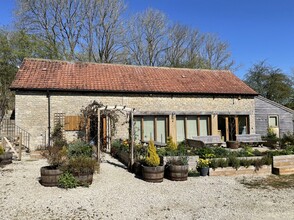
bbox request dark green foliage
[209,159,218,169]
[166,156,188,165]
[218,158,229,168]
[281,132,294,147]
[66,156,96,175]
[244,61,293,106]
[213,147,229,158]
[194,147,214,158]
[58,171,78,189]
[240,159,253,168]
[228,156,240,170]
[51,122,67,148]
[68,140,92,158]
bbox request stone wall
[15,91,255,150]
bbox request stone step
[272,166,294,175]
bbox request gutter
[46,90,51,147]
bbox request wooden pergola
[97,106,135,167]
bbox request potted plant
[40,122,67,187]
[165,156,189,181]
[141,140,164,183]
[0,144,13,165]
[40,145,67,186]
[65,156,96,186]
[65,139,97,186]
[226,116,240,149]
[197,158,210,176]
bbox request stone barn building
[10,58,259,151]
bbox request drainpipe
[47,90,51,147]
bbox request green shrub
[51,122,67,148]
[145,141,160,167]
[228,156,240,170]
[66,156,96,175]
[58,171,78,189]
[209,159,218,169]
[240,159,252,168]
[213,147,229,158]
[281,132,294,147]
[68,140,92,158]
[195,147,214,158]
[0,145,5,155]
[218,158,229,168]
[261,155,272,165]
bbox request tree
[79,0,126,63]
[244,61,293,105]
[126,8,169,66]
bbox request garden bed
[209,165,272,176]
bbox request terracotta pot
[142,165,164,183]
[166,164,188,181]
[40,166,63,187]
[226,141,240,149]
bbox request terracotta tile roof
[10,58,257,95]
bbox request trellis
[97,105,136,167]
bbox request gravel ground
[1,153,294,220]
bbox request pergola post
[130,111,134,167]
[97,108,101,166]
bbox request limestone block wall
[15,91,255,150]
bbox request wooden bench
[272,155,294,175]
[236,134,266,146]
[141,140,167,147]
[186,136,225,149]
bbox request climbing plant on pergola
[79,101,136,169]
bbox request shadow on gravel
[106,160,127,170]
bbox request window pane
[134,117,141,141]
[269,116,278,127]
[199,116,208,136]
[143,116,154,141]
[156,117,166,143]
[186,116,198,138]
[238,116,248,134]
[176,116,185,142]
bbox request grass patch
[240,175,294,189]
[188,170,200,177]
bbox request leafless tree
[126,8,169,66]
[200,34,235,70]
[80,0,126,63]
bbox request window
[269,115,278,127]
[238,115,249,134]
[134,116,168,143]
[176,115,211,142]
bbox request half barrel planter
[40,166,63,187]
[73,172,94,186]
[142,165,164,183]
[0,152,13,165]
[166,164,189,181]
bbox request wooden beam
[3,137,18,159]
[225,117,229,141]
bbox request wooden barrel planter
[0,152,13,165]
[40,166,63,187]
[73,172,93,185]
[166,164,189,181]
[142,165,164,183]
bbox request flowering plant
[197,158,210,168]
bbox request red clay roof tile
[10,58,257,95]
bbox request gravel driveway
[1,153,293,220]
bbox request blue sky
[1,0,294,79]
